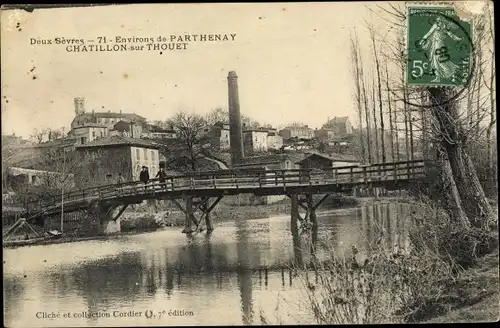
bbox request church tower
[74,97,85,115]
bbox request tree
[205,107,228,125]
[205,107,267,129]
[30,128,46,144]
[165,111,214,172]
[46,128,63,141]
[362,3,495,230]
[368,24,386,163]
[349,29,366,163]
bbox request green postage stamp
[407,5,473,87]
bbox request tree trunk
[429,88,494,229]
[371,76,380,163]
[408,100,415,161]
[370,29,386,163]
[435,145,470,228]
[359,58,372,164]
[385,63,395,162]
[350,33,366,163]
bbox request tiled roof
[74,112,146,121]
[72,123,107,128]
[296,151,359,163]
[93,112,146,120]
[75,135,159,149]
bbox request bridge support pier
[88,202,129,235]
[289,193,330,256]
[173,196,222,234]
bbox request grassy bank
[425,247,499,323]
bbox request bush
[408,199,498,270]
[289,240,456,324]
[121,214,162,232]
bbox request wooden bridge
[20,160,428,235]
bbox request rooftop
[243,128,270,133]
[282,125,312,130]
[75,111,147,121]
[296,151,359,163]
[75,135,159,149]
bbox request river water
[4,202,412,327]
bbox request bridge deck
[25,160,428,219]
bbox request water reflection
[4,203,412,326]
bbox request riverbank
[424,247,499,323]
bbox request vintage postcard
[2,1,498,327]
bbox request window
[92,131,96,138]
[144,148,148,160]
[100,131,104,137]
[151,150,155,161]
[136,149,140,160]
[81,137,86,144]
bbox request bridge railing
[26,159,428,213]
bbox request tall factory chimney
[228,71,244,165]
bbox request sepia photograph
[1,1,498,326]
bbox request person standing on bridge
[156,167,167,189]
[140,166,150,190]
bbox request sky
[1,2,485,139]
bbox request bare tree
[350,29,366,163]
[368,24,386,163]
[384,61,395,162]
[46,128,63,141]
[166,111,214,172]
[371,72,380,163]
[369,3,495,229]
[205,107,228,125]
[30,128,46,144]
[358,50,372,163]
[206,107,266,129]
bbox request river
[3,202,412,327]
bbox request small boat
[46,230,64,239]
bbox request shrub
[290,240,456,324]
[408,198,498,270]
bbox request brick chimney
[228,71,244,165]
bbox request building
[243,128,269,153]
[74,135,160,187]
[69,97,147,144]
[267,128,284,150]
[295,152,359,177]
[323,116,353,137]
[108,120,143,138]
[70,123,109,145]
[314,127,335,141]
[141,123,177,139]
[204,121,231,151]
[279,125,315,140]
[6,166,75,187]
